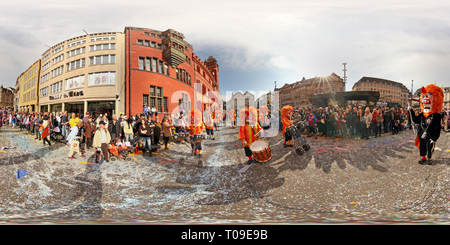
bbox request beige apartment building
[19,59,40,112]
[39,32,125,118]
[352,77,410,107]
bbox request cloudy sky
[1,0,450,99]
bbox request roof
[354,76,409,91]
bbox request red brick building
[124,26,220,118]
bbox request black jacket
[410,109,441,142]
[108,119,121,135]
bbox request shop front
[87,101,116,120]
[65,102,85,118]
[50,103,63,115]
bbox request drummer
[203,109,215,140]
[238,106,262,164]
[188,109,205,155]
[281,105,294,147]
[229,110,236,128]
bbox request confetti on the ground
[316,149,327,153]
[160,159,177,163]
[80,162,94,165]
[17,169,29,179]
[152,152,158,154]
[0,150,6,153]
[132,157,140,162]
[235,143,240,147]
[350,202,358,205]
[335,147,348,151]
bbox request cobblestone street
[1,125,450,224]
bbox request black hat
[99,120,106,125]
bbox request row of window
[138,57,169,75]
[137,39,161,49]
[176,68,191,85]
[40,71,116,97]
[22,89,36,103]
[51,65,64,78]
[52,46,64,55]
[89,55,116,65]
[143,85,168,113]
[52,54,64,65]
[23,77,37,92]
[67,39,86,48]
[24,66,39,81]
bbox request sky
[1,0,450,100]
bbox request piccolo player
[238,106,261,164]
[188,109,206,155]
[281,105,294,147]
[410,84,444,165]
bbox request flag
[17,169,29,179]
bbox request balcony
[163,47,186,67]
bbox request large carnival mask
[421,86,434,114]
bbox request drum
[249,139,272,163]
[285,125,297,137]
[193,134,203,143]
[178,133,189,141]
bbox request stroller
[108,143,133,162]
[50,125,64,143]
[285,124,311,155]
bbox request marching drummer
[188,109,206,155]
[281,105,294,147]
[238,106,262,164]
[203,109,215,140]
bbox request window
[89,43,115,51]
[143,94,149,107]
[67,39,86,48]
[50,81,63,94]
[40,86,49,97]
[67,47,86,57]
[52,54,65,65]
[66,58,85,71]
[88,71,115,86]
[42,62,51,72]
[40,73,50,83]
[52,46,64,55]
[150,85,164,112]
[163,97,168,112]
[51,65,64,78]
[65,75,85,89]
[89,55,115,65]
[139,57,145,70]
[90,35,115,42]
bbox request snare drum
[193,134,203,143]
[249,139,272,163]
[285,125,297,137]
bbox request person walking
[83,116,96,150]
[41,115,51,146]
[67,121,85,159]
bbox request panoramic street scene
[1,0,450,229]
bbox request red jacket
[371,112,378,123]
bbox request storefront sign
[49,94,62,100]
[63,90,84,98]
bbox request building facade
[278,73,345,108]
[352,77,410,107]
[0,85,15,109]
[39,32,125,118]
[14,76,21,111]
[124,26,220,118]
[19,59,40,112]
[443,87,450,110]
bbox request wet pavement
[1,125,450,224]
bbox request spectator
[162,117,174,149]
[138,118,153,154]
[83,116,96,150]
[153,117,162,145]
[123,116,134,144]
[108,114,121,143]
[93,121,111,163]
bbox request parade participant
[410,85,444,165]
[187,109,205,155]
[259,106,271,133]
[41,115,51,146]
[214,110,222,131]
[203,109,215,140]
[229,110,236,128]
[238,106,261,164]
[281,105,294,147]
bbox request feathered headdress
[239,106,258,125]
[281,105,293,118]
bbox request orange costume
[410,84,444,164]
[238,106,262,163]
[188,109,206,155]
[229,110,236,128]
[281,105,293,147]
[203,110,215,140]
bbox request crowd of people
[279,104,450,140]
[0,103,449,162]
